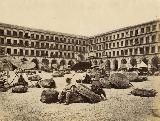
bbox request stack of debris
[131,88,157,97]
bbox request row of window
[0,38,86,52]
[90,24,159,44]
[0,28,87,45]
[90,34,157,51]
[6,48,75,58]
[96,46,158,58]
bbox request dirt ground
[0,72,160,121]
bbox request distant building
[88,19,160,70]
[0,19,160,70]
[0,23,88,69]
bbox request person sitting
[14,75,28,87]
[91,76,106,100]
[58,78,76,105]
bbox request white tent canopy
[137,61,148,68]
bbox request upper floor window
[36,34,39,40]
[121,33,124,38]
[0,29,4,35]
[135,29,138,35]
[19,31,23,38]
[13,31,17,37]
[7,30,11,36]
[130,31,133,36]
[141,28,144,33]
[121,41,123,46]
[151,35,156,42]
[146,26,151,33]
[152,25,156,31]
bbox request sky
[0,0,160,36]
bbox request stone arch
[113,59,118,71]
[60,59,66,66]
[130,58,137,67]
[68,60,75,67]
[151,56,160,70]
[77,54,85,61]
[99,59,104,64]
[121,59,127,64]
[93,60,98,65]
[51,59,58,69]
[31,58,39,69]
[105,60,111,69]
[42,58,49,66]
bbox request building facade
[88,20,160,70]
[0,20,160,70]
[0,23,88,69]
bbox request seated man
[14,74,28,87]
[58,78,76,105]
[91,76,106,100]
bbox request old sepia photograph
[0,0,160,120]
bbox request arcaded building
[88,20,160,70]
[0,23,88,69]
[0,20,160,70]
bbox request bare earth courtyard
[0,72,160,121]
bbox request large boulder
[99,78,112,88]
[40,89,59,103]
[39,78,56,88]
[131,88,157,97]
[109,73,131,89]
[12,85,28,93]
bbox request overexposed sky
[0,0,160,36]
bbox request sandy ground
[0,71,160,121]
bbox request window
[13,31,17,37]
[19,40,23,45]
[130,39,133,45]
[151,46,155,53]
[41,43,45,48]
[130,31,133,36]
[25,50,29,55]
[24,33,29,39]
[125,49,128,55]
[117,51,119,56]
[7,30,11,36]
[121,33,124,38]
[146,36,150,44]
[140,37,144,44]
[117,42,119,47]
[83,47,85,52]
[146,26,150,32]
[135,29,138,35]
[14,49,17,55]
[158,46,160,52]
[46,36,49,40]
[121,50,124,56]
[140,48,144,54]
[13,40,17,45]
[134,48,138,55]
[20,49,23,55]
[109,43,111,48]
[46,43,49,48]
[151,35,156,42]
[117,34,119,39]
[31,42,34,47]
[105,44,108,49]
[135,38,139,45]
[7,48,11,54]
[121,41,123,46]
[146,47,149,54]
[129,49,132,55]
[0,29,4,35]
[36,42,39,48]
[0,38,4,44]
[109,52,111,57]
[113,43,115,47]
[25,41,29,46]
[125,40,128,46]
[31,50,34,56]
[141,28,144,33]
[36,51,39,56]
[152,25,156,31]
[36,34,39,40]
[31,34,35,39]
[113,51,115,56]
[19,31,23,38]
[64,45,66,50]
[7,39,11,45]
[41,35,44,40]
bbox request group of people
[58,72,106,105]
